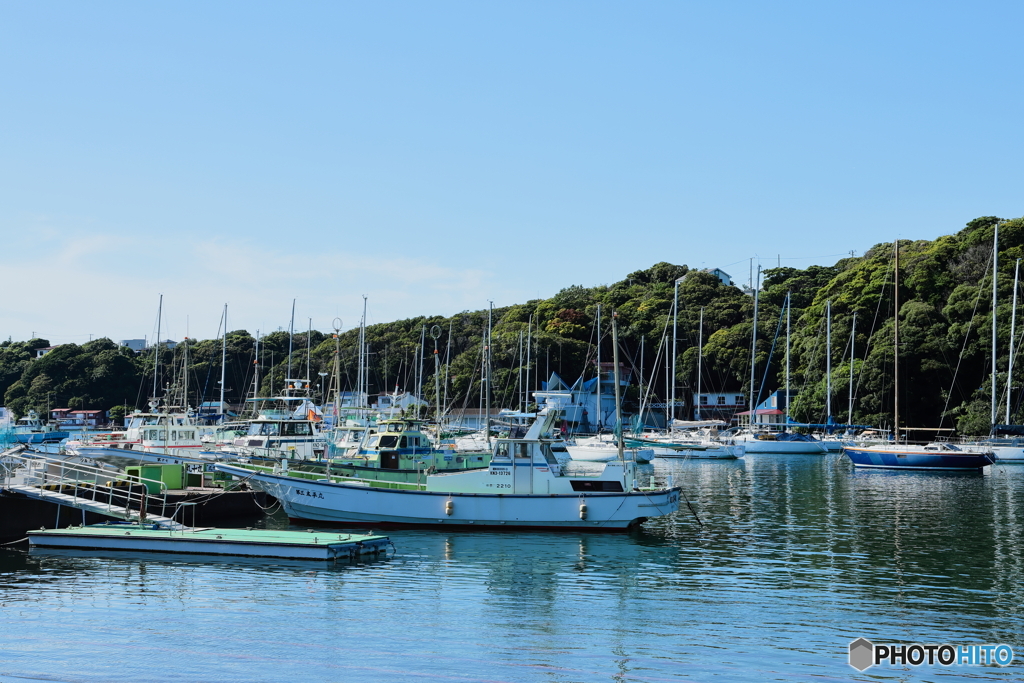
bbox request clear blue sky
[2,1,1021,345]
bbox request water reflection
[0,455,1021,681]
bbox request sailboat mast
[153,294,163,401]
[219,304,227,415]
[360,296,367,410]
[517,330,524,412]
[432,327,441,425]
[697,307,704,421]
[785,292,791,425]
[894,241,900,443]
[826,299,832,426]
[596,304,602,429]
[611,311,625,465]
[848,312,856,427]
[992,222,999,428]
[443,321,452,419]
[287,298,295,388]
[749,266,760,417]
[526,315,532,412]
[1009,259,1020,425]
[417,324,426,419]
[671,280,679,425]
[253,331,261,403]
[486,301,492,447]
[664,335,670,429]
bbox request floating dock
[27,522,391,561]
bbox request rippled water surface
[2,454,1023,681]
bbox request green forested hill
[3,215,1021,435]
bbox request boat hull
[654,444,743,459]
[844,447,994,470]
[736,439,826,455]
[214,464,680,531]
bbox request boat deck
[28,522,391,561]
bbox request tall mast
[671,279,679,425]
[894,241,900,443]
[219,304,227,414]
[991,224,999,428]
[848,312,856,427]
[526,315,533,412]
[785,292,791,425]
[697,307,704,420]
[517,330,524,411]
[1009,259,1021,425]
[253,331,261,403]
[360,296,367,409]
[664,335,670,429]
[443,321,452,418]
[596,304,602,429]
[611,311,625,465]
[287,298,295,388]
[306,318,312,383]
[153,294,163,401]
[486,302,492,447]
[417,324,426,418]
[182,332,189,412]
[431,326,441,425]
[749,266,760,419]
[826,299,832,426]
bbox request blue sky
[2,1,1021,345]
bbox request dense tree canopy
[3,216,1023,435]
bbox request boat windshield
[247,422,281,436]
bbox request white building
[119,339,147,352]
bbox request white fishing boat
[67,401,209,467]
[212,409,679,531]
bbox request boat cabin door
[380,451,400,469]
[513,443,533,493]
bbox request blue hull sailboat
[844,443,994,470]
[844,239,994,471]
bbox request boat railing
[0,450,171,520]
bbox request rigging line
[755,301,787,411]
[939,250,994,428]
[853,257,895,405]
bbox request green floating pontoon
[27,522,390,561]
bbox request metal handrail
[0,450,172,523]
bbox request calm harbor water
[1,453,1022,682]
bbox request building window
[700,396,708,405]
[735,395,744,404]
[717,396,726,405]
